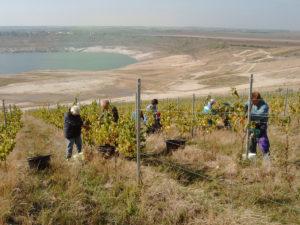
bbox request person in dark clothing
[100,99,119,123]
[64,105,85,159]
[244,92,270,160]
[145,99,161,133]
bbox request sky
[0,0,300,30]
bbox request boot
[263,152,271,161]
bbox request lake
[0,52,137,74]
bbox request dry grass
[140,167,280,225]
[144,122,300,224]
[144,132,166,154]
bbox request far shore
[67,46,158,61]
[0,46,157,62]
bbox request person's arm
[251,103,269,121]
[211,107,217,115]
[65,114,84,127]
[63,113,68,128]
[244,102,249,114]
[64,113,75,126]
[64,113,68,123]
[112,107,119,123]
[203,104,214,114]
[82,120,90,130]
[79,116,84,127]
[255,103,269,115]
[144,114,148,123]
[141,111,144,121]
[146,105,152,112]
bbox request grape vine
[0,106,23,161]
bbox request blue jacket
[203,103,212,114]
[245,99,269,123]
[203,103,217,115]
[64,112,83,139]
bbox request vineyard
[1,90,300,224]
[0,105,22,162]
[31,90,300,158]
[32,102,139,157]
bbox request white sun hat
[70,105,80,115]
[210,99,216,105]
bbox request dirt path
[0,115,66,219]
[9,114,65,164]
[4,114,68,174]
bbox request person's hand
[82,122,90,131]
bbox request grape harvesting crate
[27,154,51,170]
[165,139,186,153]
[97,145,117,159]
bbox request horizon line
[0,25,299,32]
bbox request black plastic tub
[165,139,186,153]
[98,145,117,158]
[27,155,51,170]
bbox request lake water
[0,52,137,74]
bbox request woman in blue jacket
[245,92,270,159]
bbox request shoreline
[66,46,157,61]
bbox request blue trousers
[66,135,82,158]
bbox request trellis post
[136,79,142,185]
[245,74,254,159]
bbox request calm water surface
[0,52,137,74]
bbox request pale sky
[1,0,299,30]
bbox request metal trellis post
[192,94,196,137]
[136,79,142,185]
[245,74,254,159]
[284,88,289,117]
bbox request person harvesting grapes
[203,99,217,126]
[203,99,217,115]
[99,99,119,123]
[64,105,87,159]
[203,99,232,128]
[131,110,145,123]
[145,99,161,133]
[245,92,270,160]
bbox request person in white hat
[203,99,216,114]
[64,105,84,159]
[202,98,217,126]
